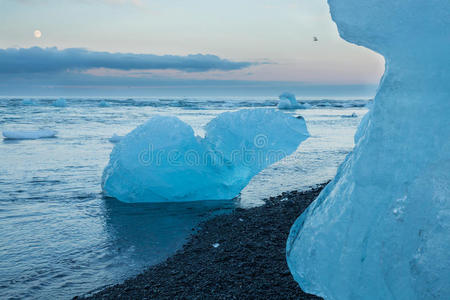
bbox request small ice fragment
[212,243,220,248]
[2,129,57,140]
[99,100,110,107]
[278,98,294,109]
[341,112,357,118]
[278,92,299,109]
[53,98,67,107]
[297,103,312,109]
[109,134,124,143]
[22,99,36,106]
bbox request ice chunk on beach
[2,130,57,140]
[52,98,67,107]
[102,109,309,203]
[287,1,450,299]
[278,92,299,109]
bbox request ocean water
[0,97,368,299]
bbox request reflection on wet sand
[102,196,235,271]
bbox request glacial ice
[278,92,299,109]
[2,130,57,140]
[287,1,450,299]
[341,112,357,118]
[22,99,36,106]
[297,102,312,109]
[52,98,67,107]
[108,134,124,143]
[102,109,309,203]
[99,100,110,107]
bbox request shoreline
[79,184,327,299]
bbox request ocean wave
[0,98,372,110]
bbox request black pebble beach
[79,184,326,300]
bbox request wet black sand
[79,184,326,300]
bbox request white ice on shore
[287,1,450,300]
[52,99,67,107]
[2,130,57,140]
[278,92,299,109]
[102,109,309,203]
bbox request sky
[0,0,385,97]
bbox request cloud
[0,70,379,97]
[7,0,144,6]
[101,0,144,6]
[0,47,254,74]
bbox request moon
[34,30,42,38]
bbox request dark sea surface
[0,97,367,299]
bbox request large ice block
[287,1,450,299]
[102,109,309,203]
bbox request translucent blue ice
[287,1,450,299]
[99,100,110,107]
[108,134,124,143]
[278,92,299,109]
[21,99,36,106]
[102,109,309,203]
[52,98,67,107]
[2,129,57,140]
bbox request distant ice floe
[108,134,124,143]
[2,130,57,140]
[278,93,313,110]
[341,112,358,118]
[52,99,67,107]
[99,100,110,107]
[297,103,312,109]
[278,92,299,109]
[22,99,36,106]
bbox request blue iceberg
[287,0,450,299]
[102,109,309,203]
[278,92,299,109]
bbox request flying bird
[313,36,319,42]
